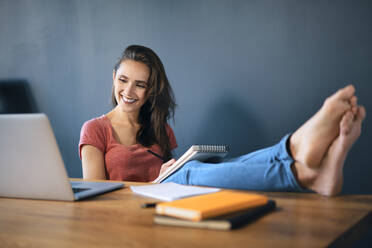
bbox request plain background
[0,0,371,195]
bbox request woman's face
[113,60,150,115]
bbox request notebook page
[130,183,220,201]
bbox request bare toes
[334,84,355,101]
[350,96,358,106]
[356,106,366,123]
[323,97,352,116]
[340,111,354,135]
[350,96,358,115]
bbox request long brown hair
[112,45,176,160]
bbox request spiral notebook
[152,145,229,183]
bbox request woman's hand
[152,159,177,183]
[159,159,177,176]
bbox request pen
[147,149,166,162]
[141,202,157,208]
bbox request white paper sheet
[130,183,220,202]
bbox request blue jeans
[163,134,305,192]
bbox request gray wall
[1,0,371,194]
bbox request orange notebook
[155,191,268,221]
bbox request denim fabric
[163,134,306,192]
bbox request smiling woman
[79,45,365,197]
[79,45,177,182]
[113,60,149,113]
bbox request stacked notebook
[154,191,276,230]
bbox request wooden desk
[0,180,371,248]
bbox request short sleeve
[166,124,178,150]
[78,118,107,159]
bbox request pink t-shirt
[79,115,177,182]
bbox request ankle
[288,133,299,160]
[291,161,318,189]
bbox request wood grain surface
[0,180,371,248]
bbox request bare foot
[290,85,356,168]
[294,106,366,196]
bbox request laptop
[0,113,124,201]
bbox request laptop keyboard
[72,187,90,193]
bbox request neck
[108,106,140,126]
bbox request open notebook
[153,145,229,183]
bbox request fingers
[159,159,177,175]
[166,158,176,165]
[163,159,176,168]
